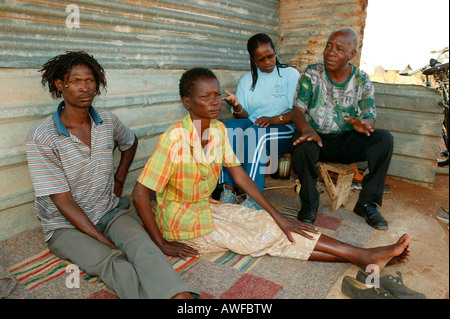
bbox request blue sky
[360,0,449,73]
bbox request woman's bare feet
[172,292,194,299]
[386,246,410,266]
[362,234,410,273]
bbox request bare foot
[171,292,194,299]
[386,246,410,266]
[362,234,410,273]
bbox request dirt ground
[380,173,449,299]
[384,174,449,246]
[263,167,449,299]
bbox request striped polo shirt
[26,101,135,241]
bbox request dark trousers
[290,129,394,211]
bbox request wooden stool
[317,162,355,212]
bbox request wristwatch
[279,115,284,125]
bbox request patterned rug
[0,206,374,299]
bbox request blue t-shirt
[235,66,300,130]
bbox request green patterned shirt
[293,63,376,134]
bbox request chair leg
[317,162,355,212]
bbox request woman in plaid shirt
[133,68,410,276]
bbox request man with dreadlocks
[26,51,199,299]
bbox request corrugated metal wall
[278,0,368,71]
[1,0,442,242]
[0,0,280,241]
[374,83,443,185]
[0,0,280,69]
[277,0,442,184]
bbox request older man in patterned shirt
[290,27,393,230]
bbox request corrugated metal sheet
[0,0,281,240]
[0,0,442,244]
[374,82,443,185]
[278,0,368,71]
[0,0,280,69]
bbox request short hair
[330,27,359,51]
[39,51,107,99]
[179,68,218,98]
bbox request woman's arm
[253,111,292,128]
[132,182,200,259]
[227,165,319,242]
[223,90,249,119]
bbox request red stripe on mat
[18,259,61,282]
[173,257,198,272]
[28,269,66,290]
[9,251,53,273]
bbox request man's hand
[50,192,116,249]
[292,125,323,147]
[113,180,123,197]
[344,117,374,136]
[159,239,200,260]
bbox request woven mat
[0,207,373,299]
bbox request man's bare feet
[362,234,410,273]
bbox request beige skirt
[181,203,321,261]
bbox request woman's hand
[223,90,239,108]
[254,116,276,128]
[273,214,319,243]
[159,239,200,260]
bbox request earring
[65,84,69,88]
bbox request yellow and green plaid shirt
[137,114,240,240]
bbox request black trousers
[290,129,394,211]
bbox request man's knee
[291,140,320,160]
[371,129,394,150]
[108,212,159,252]
[374,129,393,140]
[290,141,321,177]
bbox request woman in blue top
[219,33,300,209]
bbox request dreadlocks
[39,51,107,99]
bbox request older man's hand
[292,125,323,147]
[344,117,375,136]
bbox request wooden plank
[374,82,443,113]
[373,82,443,185]
[390,132,442,160]
[387,155,438,185]
[376,109,441,137]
